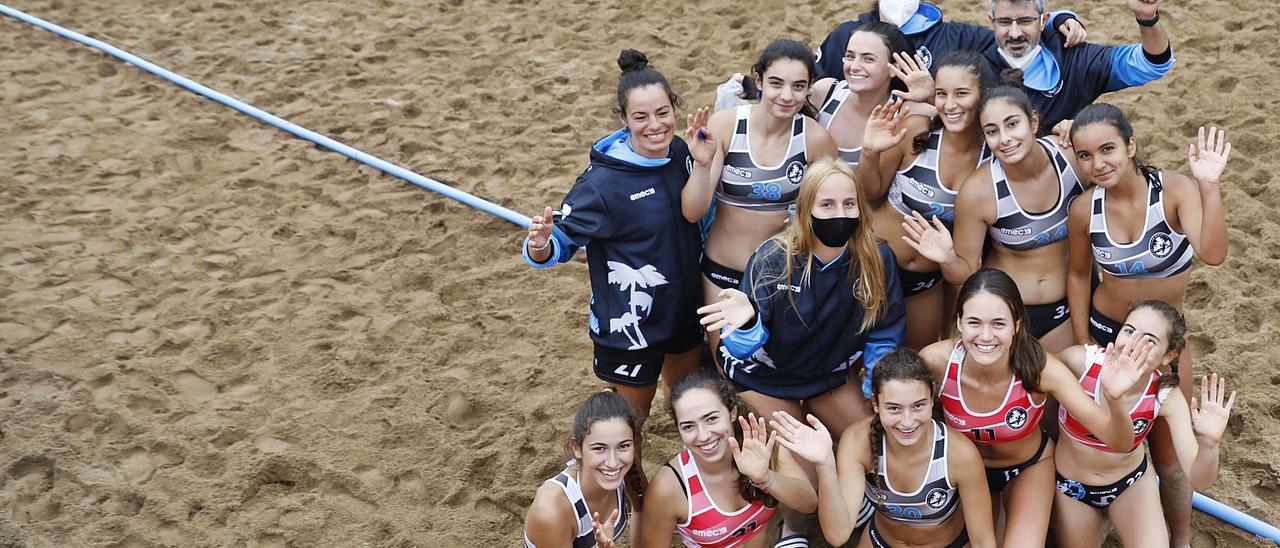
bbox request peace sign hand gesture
[862,99,912,154]
[1191,372,1236,444]
[527,205,555,252]
[685,106,718,166]
[889,52,935,103]
[730,413,777,485]
[591,509,620,548]
[1098,336,1161,401]
[901,210,957,264]
[770,411,835,468]
[697,288,755,335]
[1188,126,1231,188]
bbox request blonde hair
[749,157,888,332]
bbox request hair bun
[999,68,1025,86]
[617,49,650,73]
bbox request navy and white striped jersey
[716,105,810,212]
[987,137,1084,251]
[1089,171,1193,278]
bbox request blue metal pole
[1193,492,1280,545]
[0,3,532,228]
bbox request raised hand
[862,99,911,153]
[527,205,555,251]
[901,210,956,264]
[1058,17,1088,48]
[1098,336,1160,400]
[1191,372,1236,443]
[591,509,619,548]
[769,411,835,467]
[696,288,755,335]
[1188,126,1231,187]
[888,52,934,103]
[685,106,717,166]
[1126,0,1160,20]
[729,413,777,484]
[1051,119,1074,150]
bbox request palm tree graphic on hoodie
[606,261,668,349]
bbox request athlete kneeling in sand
[640,368,816,547]
[1052,300,1234,547]
[773,348,996,548]
[524,389,639,548]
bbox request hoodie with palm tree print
[524,128,703,360]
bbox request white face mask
[879,0,921,27]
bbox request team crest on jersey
[916,46,933,69]
[1149,233,1174,258]
[1005,406,1029,430]
[786,161,805,184]
[925,487,949,509]
[1132,418,1150,435]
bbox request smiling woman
[521,49,706,495]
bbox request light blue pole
[1194,492,1280,545]
[0,3,532,228]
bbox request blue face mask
[811,215,861,247]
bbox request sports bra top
[1089,170,1194,279]
[987,137,1084,251]
[814,80,862,166]
[672,447,775,548]
[864,420,960,527]
[940,342,1046,444]
[1059,345,1166,453]
[523,464,629,548]
[716,104,810,212]
[887,129,992,224]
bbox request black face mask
[811,215,860,247]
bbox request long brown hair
[667,368,776,507]
[749,157,888,332]
[955,269,1046,392]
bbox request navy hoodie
[983,24,1175,132]
[816,4,1078,80]
[719,239,906,399]
[524,129,702,357]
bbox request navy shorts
[593,327,702,387]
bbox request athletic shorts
[1089,306,1122,347]
[700,255,743,290]
[1025,297,1070,339]
[985,430,1050,493]
[593,327,703,387]
[1056,455,1148,509]
[899,268,942,298]
[868,517,968,548]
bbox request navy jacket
[524,130,702,356]
[984,24,1175,131]
[720,239,906,399]
[816,4,1079,80]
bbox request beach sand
[1,0,1277,545]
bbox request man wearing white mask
[983,0,1173,131]
[815,0,1087,81]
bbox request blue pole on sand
[0,3,532,228]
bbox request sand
[0,0,1277,546]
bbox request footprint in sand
[90,276,132,299]
[119,447,155,484]
[105,327,158,346]
[7,455,60,522]
[255,437,290,454]
[171,370,218,405]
